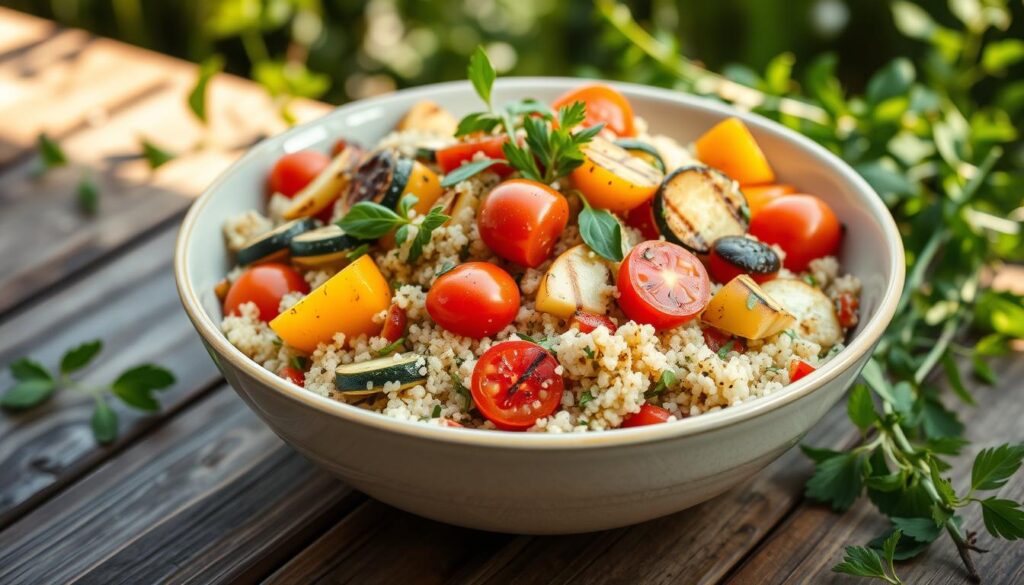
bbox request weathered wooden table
[0,9,1021,584]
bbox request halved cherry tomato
[789,359,816,382]
[380,304,407,342]
[570,138,662,212]
[622,404,672,427]
[570,311,617,334]
[426,262,520,339]
[617,241,711,330]
[552,84,636,137]
[471,340,564,430]
[436,136,513,177]
[836,292,859,328]
[624,197,660,240]
[477,179,569,267]
[279,366,305,386]
[223,263,309,321]
[744,184,796,218]
[268,151,330,198]
[749,195,841,272]
[702,326,747,355]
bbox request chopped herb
[450,373,474,411]
[746,294,759,311]
[431,404,442,418]
[435,260,456,277]
[337,201,449,263]
[577,419,588,426]
[583,346,596,360]
[803,274,818,287]
[517,333,555,351]
[188,55,224,124]
[77,176,99,216]
[289,356,308,371]
[716,340,736,359]
[346,243,371,262]
[37,133,68,170]
[376,337,406,357]
[645,370,677,399]
[140,138,176,170]
[578,389,595,407]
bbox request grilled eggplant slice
[653,165,750,255]
[236,218,316,265]
[289,225,361,269]
[615,139,667,173]
[335,354,427,395]
[346,150,414,212]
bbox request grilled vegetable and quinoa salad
[218,50,861,432]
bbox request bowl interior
[177,78,903,444]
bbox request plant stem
[913,314,961,385]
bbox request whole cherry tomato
[789,360,816,382]
[617,241,711,330]
[268,151,330,198]
[380,304,407,342]
[622,404,673,427]
[477,179,569,267]
[749,195,841,272]
[624,197,660,240]
[471,341,564,430]
[278,366,305,386]
[426,262,520,339]
[552,84,636,137]
[436,136,513,176]
[223,263,309,321]
[569,311,617,334]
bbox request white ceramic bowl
[175,79,904,534]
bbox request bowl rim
[174,77,905,450]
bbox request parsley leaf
[454,112,501,137]
[1,379,56,410]
[805,451,867,511]
[10,358,52,382]
[980,498,1024,540]
[431,404,442,418]
[971,444,1024,492]
[832,545,890,582]
[450,373,474,411]
[407,207,451,262]
[578,390,595,407]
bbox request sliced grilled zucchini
[760,279,842,350]
[615,139,666,173]
[289,225,360,269]
[236,218,316,265]
[335,354,427,395]
[345,150,414,212]
[535,245,613,319]
[283,147,361,220]
[653,165,750,255]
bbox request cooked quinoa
[219,95,861,433]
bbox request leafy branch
[1,341,176,444]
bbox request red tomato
[471,341,564,430]
[702,327,746,355]
[436,136,513,176]
[789,360,816,382]
[616,241,711,330]
[552,84,636,137]
[380,304,407,342]
[836,292,859,328]
[477,179,569,267]
[569,311,617,334]
[268,151,330,198]
[749,195,841,272]
[223,263,309,321]
[426,263,520,339]
[624,198,660,240]
[622,404,673,427]
[744,184,796,218]
[278,366,305,386]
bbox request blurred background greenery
[5,0,1021,105]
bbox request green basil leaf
[141,139,176,170]
[111,364,175,412]
[1,379,56,410]
[467,46,496,107]
[338,202,405,239]
[60,340,103,375]
[10,358,52,382]
[454,112,501,137]
[579,205,624,262]
[440,158,506,188]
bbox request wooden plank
[0,226,221,526]
[0,387,361,585]
[723,355,1024,584]
[267,402,858,585]
[0,8,54,56]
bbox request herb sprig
[1,340,176,444]
[337,195,450,263]
[598,0,1024,581]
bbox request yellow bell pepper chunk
[270,255,391,353]
[701,275,796,340]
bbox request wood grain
[723,356,1024,584]
[0,387,359,585]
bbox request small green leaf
[556,101,587,130]
[805,451,867,511]
[801,444,845,464]
[716,340,736,359]
[467,46,496,107]
[77,176,99,216]
[111,365,175,412]
[10,358,52,382]
[60,340,103,375]
[450,373,473,411]
[140,139,176,170]
[345,243,371,262]
[578,205,624,262]
[189,55,224,124]
[972,354,997,385]
[866,58,915,105]
[91,398,119,444]
[832,545,888,580]
[982,39,1024,74]
[890,517,942,543]
[37,133,68,170]
[645,370,677,399]
[847,385,877,430]
[338,202,405,239]
[1,379,56,410]
[375,337,406,357]
[921,397,964,438]
[407,208,451,263]
[440,158,507,188]
[431,404,442,418]
[578,390,595,407]
[940,352,974,405]
[972,444,1024,492]
[454,112,501,137]
[980,498,1024,540]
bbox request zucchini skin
[614,139,666,173]
[335,354,427,395]
[236,218,316,266]
[290,225,359,257]
[346,151,414,212]
[653,165,750,255]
